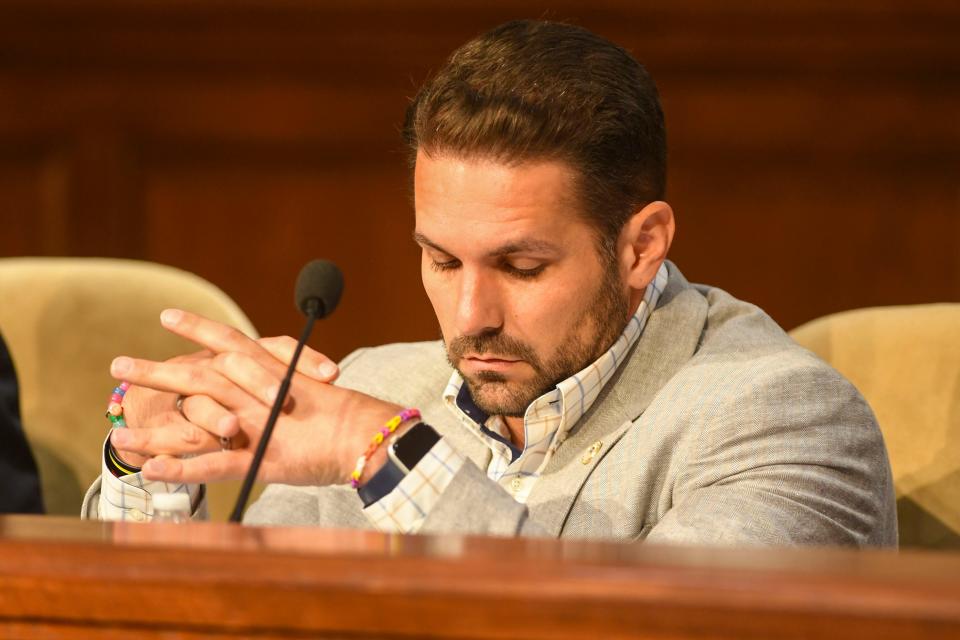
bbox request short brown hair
[403,19,667,253]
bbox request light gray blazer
[245,264,897,546]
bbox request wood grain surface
[1,515,960,638]
[0,0,956,360]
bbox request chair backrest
[0,257,261,520]
[790,304,960,549]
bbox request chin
[466,378,538,418]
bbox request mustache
[446,330,542,370]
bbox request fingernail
[145,459,165,475]
[160,309,183,326]
[111,357,132,377]
[265,386,279,403]
[318,362,337,378]
[111,429,130,446]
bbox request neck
[504,415,525,449]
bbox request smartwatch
[357,422,441,507]
[388,422,441,473]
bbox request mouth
[464,353,522,363]
[462,355,523,372]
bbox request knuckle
[218,324,243,346]
[213,351,234,370]
[220,351,252,372]
[184,366,207,388]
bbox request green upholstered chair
[790,304,960,549]
[0,258,262,521]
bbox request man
[84,20,897,545]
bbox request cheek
[505,283,574,346]
[421,269,454,332]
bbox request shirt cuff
[361,437,465,534]
[97,431,205,522]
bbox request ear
[616,200,675,292]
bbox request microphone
[229,259,344,523]
[295,259,344,319]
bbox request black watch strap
[356,422,440,507]
[356,456,406,507]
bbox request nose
[455,267,504,337]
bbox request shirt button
[510,478,523,493]
[129,509,146,522]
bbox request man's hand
[109,309,404,486]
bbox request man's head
[403,19,667,257]
[407,20,675,417]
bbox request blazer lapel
[529,262,709,536]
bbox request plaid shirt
[100,264,667,529]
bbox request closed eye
[503,263,546,279]
[429,258,461,272]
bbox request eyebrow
[413,231,560,257]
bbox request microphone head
[295,259,344,318]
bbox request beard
[444,263,630,417]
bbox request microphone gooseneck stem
[229,298,321,523]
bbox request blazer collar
[530,261,709,535]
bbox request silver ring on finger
[175,394,188,419]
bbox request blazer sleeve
[418,461,550,537]
[644,362,897,546]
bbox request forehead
[413,151,587,245]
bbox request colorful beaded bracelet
[104,380,141,476]
[105,381,131,428]
[349,408,421,489]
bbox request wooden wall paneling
[127,77,434,354]
[668,159,960,327]
[649,21,960,326]
[0,140,70,258]
[142,154,434,359]
[0,0,956,352]
[68,127,147,258]
[0,66,155,258]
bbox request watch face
[392,423,439,470]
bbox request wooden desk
[1,515,958,639]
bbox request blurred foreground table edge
[1,515,959,639]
